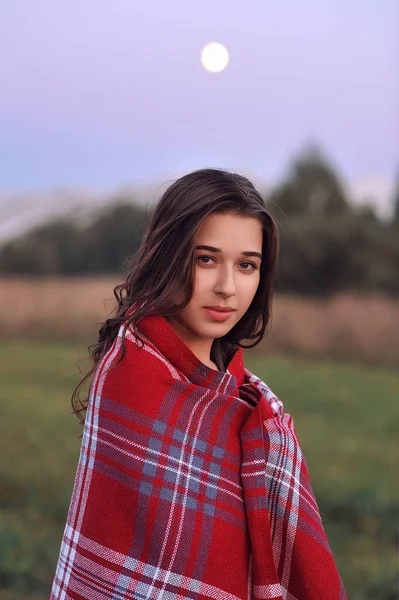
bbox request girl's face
[170,211,263,353]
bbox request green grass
[0,341,398,599]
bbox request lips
[203,307,236,322]
[204,306,235,312]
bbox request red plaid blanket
[50,313,346,599]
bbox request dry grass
[264,293,399,365]
[0,276,119,339]
[1,277,398,366]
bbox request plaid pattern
[50,313,346,599]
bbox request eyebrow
[195,245,262,260]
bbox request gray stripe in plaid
[144,380,244,596]
[59,530,241,599]
[93,438,244,528]
[95,412,233,489]
[100,396,157,431]
[93,394,246,526]
[139,423,223,517]
[172,427,225,461]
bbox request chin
[201,323,234,338]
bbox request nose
[213,265,237,298]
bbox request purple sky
[1,0,398,208]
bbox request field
[1,339,398,599]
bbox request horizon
[0,163,395,243]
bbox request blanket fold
[50,313,346,600]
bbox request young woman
[50,168,346,600]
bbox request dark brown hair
[72,168,279,424]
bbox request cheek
[193,268,211,295]
[241,275,260,303]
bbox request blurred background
[0,1,398,598]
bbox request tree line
[1,146,398,296]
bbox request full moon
[200,42,229,73]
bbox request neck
[166,316,222,371]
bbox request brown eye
[240,262,257,272]
[197,255,215,266]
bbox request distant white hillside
[0,184,158,243]
[0,174,394,243]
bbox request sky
[1,0,398,215]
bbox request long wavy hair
[72,168,279,424]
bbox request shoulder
[91,325,183,411]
